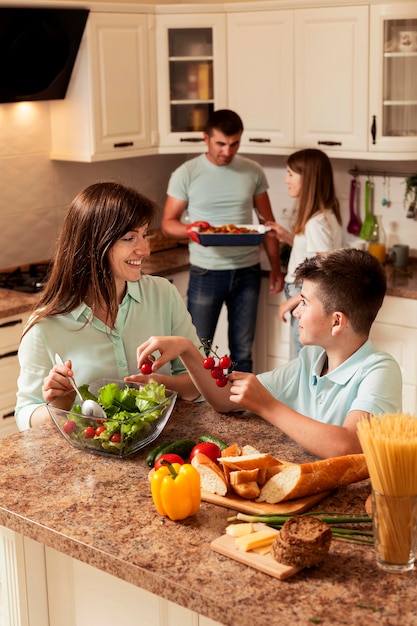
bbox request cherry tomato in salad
[84,426,96,439]
[154,453,185,471]
[63,420,77,435]
[203,357,215,370]
[189,442,221,464]
[95,425,107,437]
[218,355,232,370]
[110,433,121,443]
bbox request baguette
[257,454,369,504]
[229,468,260,485]
[191,452,228,496]
[219,453,282,471]
[231,481,261,500]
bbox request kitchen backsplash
[0,100,416,269]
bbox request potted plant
[404,173,417,218]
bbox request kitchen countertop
[0,400,416,626]
[1,247,417,320]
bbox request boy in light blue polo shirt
[135,249,402,459]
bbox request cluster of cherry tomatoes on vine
[201,339,236,388]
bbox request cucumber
[146,441,174,467]
[153,439,196,463]
[198,434,228,451]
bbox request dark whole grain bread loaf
[271,516,332,568]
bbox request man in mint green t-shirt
[162,109,283,372]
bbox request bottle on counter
[368,215,386,264]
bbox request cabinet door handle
[2,410,15,420]
[113,142,134,148]
[0,350,18,360]
[180,138,205,143]
[371,115,377,144]
[0,318,23,329]
[249,138,271,143]
[317,141,342,146]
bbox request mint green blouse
[16,275,200,431]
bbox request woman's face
[108,224,150,295]
[285,166,302,198]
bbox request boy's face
[293,280,334,347]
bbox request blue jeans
[285,282,303,360]
[187,264,261,372]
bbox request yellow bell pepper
[151,462,201,521]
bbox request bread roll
[258,454,369,503]
[191,452,228,496]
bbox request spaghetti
[357,413,417,568]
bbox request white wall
[0,100,416,269]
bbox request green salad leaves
[66,381,172,455]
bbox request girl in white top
[267,149,342,359]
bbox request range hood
[0,7,89,103]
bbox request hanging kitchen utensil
[359,180,375,240]
[347,178,362,235]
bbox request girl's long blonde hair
[289,149,342,235]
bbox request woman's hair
[23,181,156,335]
[205,109,244,137]
[288,149,342,234]
[294,248,386,335]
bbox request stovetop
[0,263,50,293]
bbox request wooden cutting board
[202,489,332,515]
[210,533,301,580]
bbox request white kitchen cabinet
[294,5,369,153]
[369,295,417,414]
[0,314,27,438]
[227,10,294,152]
[155,13,227,151]
[369,3,417,155]
[253,279,290,374]
[50,12,156,162]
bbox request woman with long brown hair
[15,181,201,430]
[267,149,342,359]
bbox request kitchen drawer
[1,353,22,393]
[0,390,18,438]
[0,314,27,352]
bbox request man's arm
[254,191,284,293]
[161,195,189,239]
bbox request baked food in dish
[271,516,332,568]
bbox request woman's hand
[42,359,75,408]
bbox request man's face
[293,280,334,348]
[204,128,242,166]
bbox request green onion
[227,511,374,545]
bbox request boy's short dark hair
[205,109,244,137]
[294,248,386,335]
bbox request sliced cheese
[225,523,254,538]
[235,528,279,552]
[251,544,273,555]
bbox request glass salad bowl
[47,378,177,458]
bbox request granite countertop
[0,400,415,626]
[1,248,417,320]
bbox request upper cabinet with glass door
[156,13,227,150]
[369,3,417,155]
